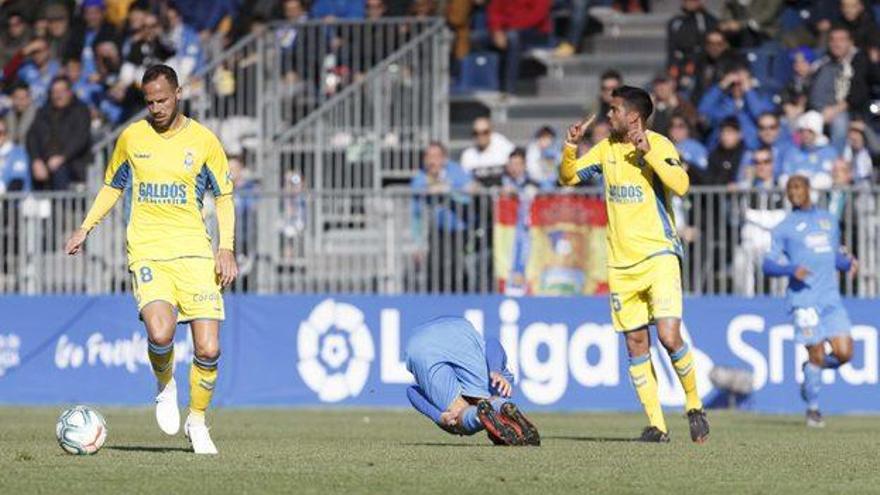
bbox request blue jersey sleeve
[763,223,796,277]
[484,338,515,385]
[406,386,442,424]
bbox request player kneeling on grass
[762,175,857,428]
[404,317,539,446]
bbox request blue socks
[823,353,842,369]
[802,363,822,411]
[460,406,483,434]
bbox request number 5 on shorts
[610,293,622,312]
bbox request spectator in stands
[460,116,515,186]
[808,24,873,151]
[164,3,203,83]
[525,125,561,189]
[740,112,793,181]
[839,0,880,51]
[689,28,745,104]
[650,73,698,136]
[740,146,779,189]
[18,37,61,105]
[1,12,33,69]
[502,147,543,195]
[310,0,365,19]
[43,3,76,63]
[92,40,127,124]
[174,0,237,42]
[589,69,622,122]
[0,118,31,193]
[119,12,175,88]
[554,0,594,58]
[447,0,473,60]
[842,120,878,184]
[487,0,551,94]
[669,113,708,172]
[698,64,775,150]
[667,0,718,88]
[785,46,816,102]
[26,76,91,190]
[411,141,474,292]
[4,82,35,146]
[699,116,745,187]
[718,0,784,48]
[780,110,837,189]
[73,0,119,81]
[229,155,258,280]
[64,57,103,122]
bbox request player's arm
[833,222,858,275]
[485,338,514,397]
[762,226,808,280]
[559,115,602,186]
[636,130,689,196]
[66,132,130,255]
[204,135,238,287]
[406,385,443,424]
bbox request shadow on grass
[401,442,496,448]
[544,435,637,443]
[106,445,191,453]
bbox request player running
[560,86,709,443]
[405,316,539,446]
[65,65,237,454]
[762,175,857,427]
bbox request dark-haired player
[560,85,709,443]
[65,64,237,454]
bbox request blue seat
[452,52,500,93]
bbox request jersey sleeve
[643,134,689,196]
[103,129,131,189]
[202,133,233,197]
[559,142,603,186]
[762,224,796,277]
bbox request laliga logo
[0,333,21,377]
[297,299,375,402]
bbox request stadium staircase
[448,0,723,157]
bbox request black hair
[600,69,622,83]
[142,64,179,88]
[720,115,741,131]
[424,140,447,154]
[610,85,653,121]
[509,147,526,160]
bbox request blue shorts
[404,317,489,411]
[791,303,852,347]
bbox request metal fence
[1,187,878,297]
[88,18,447,191]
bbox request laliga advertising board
[0,295,877,413]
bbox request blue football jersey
[763,207,850,309]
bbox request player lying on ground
[404,316,539,446]
[763,175,857,428]
[560,86,709,443]
[65,64,237,454]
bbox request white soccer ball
[55,405,108,455]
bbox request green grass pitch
[2,407,879,494]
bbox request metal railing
[1,187,878,297]
[88,18,446,190]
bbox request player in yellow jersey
[561,86,709,443]
[64,65,237,454]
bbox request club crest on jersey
[819,219,831,230]
[183,149,195,170]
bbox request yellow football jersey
[560,131,689,269]
[104,118,232,267]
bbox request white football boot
[185,414,218,455]
[155,377,181,435]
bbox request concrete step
[590,34,667,56]
[534,52,664,79]
[536,70,658,97]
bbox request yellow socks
[670,343,703,412]
[147,340,174,387]
[628,354,667,433]
[189,354,219,417]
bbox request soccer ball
[55,405,108,455]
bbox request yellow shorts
[608,254,682,332]
[130,257,224,323]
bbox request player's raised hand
[215,248,238,288]
[628,118,650,153]
[565,114,595,145]
[65,229,88,256]
[490,371,512,398]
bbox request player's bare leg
[828,335,854,367]
[625,328,669,442]
[142,301,180,436]
[185,319,221,454]
[657,318,709,443]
